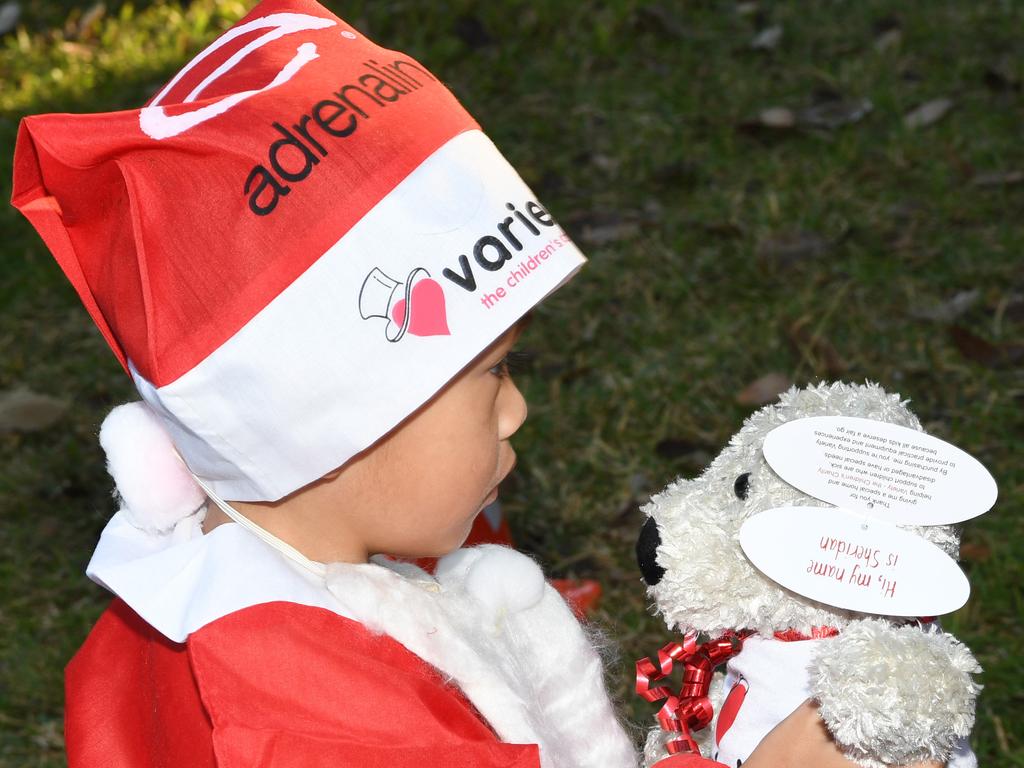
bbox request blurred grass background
[1,0,1021,765]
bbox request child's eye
[490,349,532,377]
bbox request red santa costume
[10,0,637,764]
[66,432,636,767]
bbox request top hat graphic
[359,266,440,342]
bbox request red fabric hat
[12,0,585,501]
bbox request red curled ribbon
[636,631,750,756]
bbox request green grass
[1,1,1021,765]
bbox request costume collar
[85,508,559,762]
[86,506,387,643]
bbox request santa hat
[11,0,585,504]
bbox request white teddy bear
[635,381,982,768]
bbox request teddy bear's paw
[809,618,981,766]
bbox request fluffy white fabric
[326,545,637,768]
[436,544,547,616]
[810,619,982,767]
[641,381,981,767]
[98,401,205,533]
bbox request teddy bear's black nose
[636,516,665,586]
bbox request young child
[12,1,634,764]
[11,1,864,765]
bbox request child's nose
[498,377,528,440]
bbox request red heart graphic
[391,278,450,337]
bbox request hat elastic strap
[185,468,328,580]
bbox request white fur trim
[327,545,637,768]
[436,544,546,617]
[98,401,205,533]
[487,550,637,768]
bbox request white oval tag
[740,506,970,616]
[763,416,997,526]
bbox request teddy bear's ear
[98,402,206,533]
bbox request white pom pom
[437,545,546,615]
[98,402,206,533]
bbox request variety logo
[440,199,558,292]
[358,267,450,343]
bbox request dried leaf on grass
[564,209,642,246]
[736,373,792,406]
[872,15,902,52]
[592,154,620,174]
[903,98,954,129]
[787,318,848,377]
[909,290,981,322]
[0,386,69,432]
[971,170,1024,188]
[739,106,796,132]
[750,25,782,50]
[756,230,830,266]
[874,27,902,52]
[949,325,1024,369]
[581,221,640,245]
[797,98,873,130]
[740,97,871,134]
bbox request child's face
[214,324,528,562]
[350,324,528,558]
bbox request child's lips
[482,451,515,507]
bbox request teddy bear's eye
[734,472,751,500]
